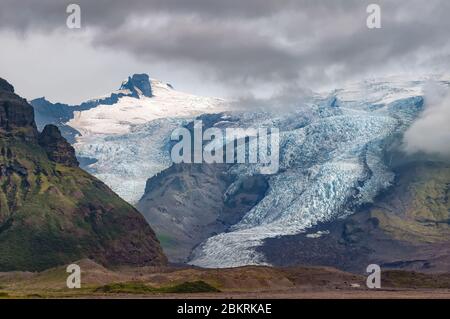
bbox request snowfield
[68,79,227,136]
[68,78,229,203]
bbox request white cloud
[403,82,450,157]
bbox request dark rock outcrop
[0,79,37,140]
[38,124,79,167]
[120,73,153,98]
[137,163,268,263]
[137,114,268,263]
[0,78,14,93]
[30,97,81,144]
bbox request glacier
[188,80,428,268]
[31,74,449,267]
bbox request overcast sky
[1,0,450,104]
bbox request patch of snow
[306,230,330,239]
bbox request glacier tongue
[189,84,426,268]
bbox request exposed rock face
[137,163,268,263]
[120,73,153,98]
[30,97,80,144]
[0,77,167,271]
[38,124,79,167]
[0,78,14,93]
[0,80,37,140]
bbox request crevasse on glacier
[188,90,425,268]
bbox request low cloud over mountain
[1,0,450,102]
[403,82,450,157]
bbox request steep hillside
[0,78,167,271]
[260,158,450,273]
[137,163,267,262]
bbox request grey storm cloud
[1,0,450,92]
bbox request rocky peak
[38,124,79,167]
[0,78,15,93]
[120,73,153,98]
[0,77,37,140]
[0,77,167,271]
[30,96,51,106]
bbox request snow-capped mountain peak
[67,74,228,136]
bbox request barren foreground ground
[0,259,449,299]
